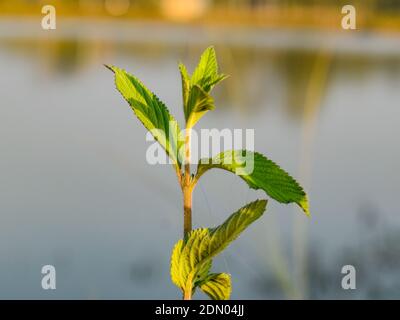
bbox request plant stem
[183,128,192,239]
[183,274,194,300]
[183,288,192,300]
[182,126,193,300]
[183,181,192,239]
[182,183,193,300]
[182,127,193,300]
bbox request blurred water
[0,19,399,299]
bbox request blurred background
[0,0,399,299]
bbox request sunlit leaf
[199,273,231,300]
[170,200,267,298]
[106,65,184,167]
[196,150,309,215]
[171,228,212,291]
[180,46,227,128]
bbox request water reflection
[4,38,400,116]
[0,23,399,299]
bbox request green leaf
[208,199,267,255]
[186,85,215,128]
[170,199,267,298]
[199,273,231,300]
[191,46,227,92]
[106,65,184,168]
[170,228,212,291]
[195,150,310,215]
[180,46,227,128]
[179,63,190,120]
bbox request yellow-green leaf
[170,200,267,299]
[180,46,227,128]
[106,65,184,168]
[200,273,231,300]
[195,150,310,215]
[171,229,212,291]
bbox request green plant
[106,47,309,300]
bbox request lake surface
[0,18,399,299]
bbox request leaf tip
[205,45,215,52]
[250,199,268,219]
[220,73,230,81]
[299,196,310,217]
[104,64,115,73]
[257,199,268,211]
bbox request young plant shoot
[106,47,309,300]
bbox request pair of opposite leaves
[107,47,309,300]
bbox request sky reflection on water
[0,20,399,299]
